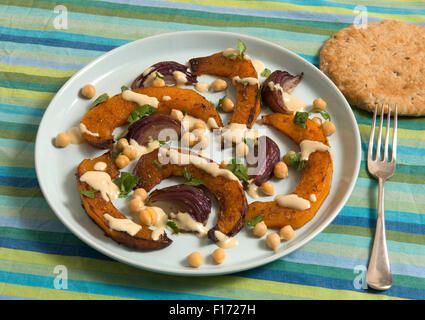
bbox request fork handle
[366,177,392,290]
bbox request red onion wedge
[147,184,211,224]
[131,61,198,89]
[247,136,280,186]
[261,70,303,114]
[126,114,181,146]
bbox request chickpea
[123,146,138,160]
[212,248,226,264]
[197,135,210,150]
[133,188,148,201]
[116,138,129,151]
[139,207,158,226]
[187,251,203,268]
[115,154,130,169]
[313,98,327,110]
[128,197,144,213]
[221,98,235,113]
[152,77,165,87]
[236,142,249,157]
[266,233,281,251]
[55,132,71,148]
[280,225,295,241]
[182,132,197,147]
[261,181,274,196]
[81,84,96,99]
[322,120,336,136]
[283,151,295,166]
[312,117,322,127]
[170,109,184,122]
[193,121,207,131]
[274,161,288,179]
[253,221,267,238]
[211,79,227,92]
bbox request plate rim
[35,30,362,276]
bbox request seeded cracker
[320,20,425,116]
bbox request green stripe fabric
[1,0,425,300]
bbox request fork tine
[392,104,398,162]
[375,104,385,161]
[368,104,378,161]
[383,105,391,161]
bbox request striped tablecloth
[1,0,424,300]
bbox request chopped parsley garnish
[246,214,264,227]
[216,95,227,112]
[261,68,271,77]
[128,104,157,124]
[293,111,309,128]
[311,108,331,121]
[90,93,109,109]
[182,167,205,186]
[182,106,188,116]
[153,160,163,168]
[154,72,164,80]
[159,140,171,147]
[111,151,121,159]
[113,172,139,198]
[225,158,249,182]
[166,221,180,234]
[225,39,247,60]
[289,152,306,171]
[121,85,129,92]
[79,190,97,198]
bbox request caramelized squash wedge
[245,113,333,229]
[133,148,248,242]
[80,87,223,149]
[189,52,261,128]
[76,152,172,250]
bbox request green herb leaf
[183,179,205,186]
[113,172,139,198]
[216,95,227,111]
[154,72,164,80]
[182,106,188,116]
[90,93,109,109]
[237,39,247,59]
[166,221,180,234]
[225,158,249,182]
[182,168,205,186]
[153,160,163,168]
[121,85,129,92]
[246,214,264,227]
[261,68,271,77]
[111,151,121,159]
[289,152,306,171]
[182,167,193,180]
[128,104,157,124]
[320,110,331,121]
[159,140,171,147]
[79,190,97,198]
[293,111,309,128]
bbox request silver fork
[366,104,398,290]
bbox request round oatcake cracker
[320,20,425,116]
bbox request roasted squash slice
[76,152,172,250]
[245,113,333,229]
[189,52,261,128]
[80,87,223,149]
[133,148,248,242]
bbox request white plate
[35,31,361,276]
